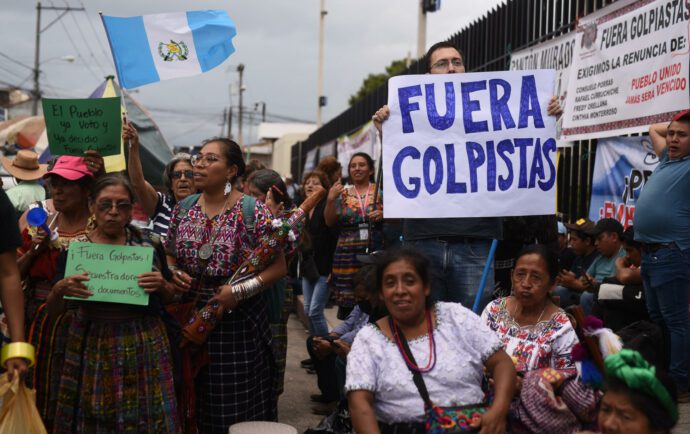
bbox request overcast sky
[2,0,503,148]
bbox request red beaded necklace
[390,309,437,373]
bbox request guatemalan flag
[101,10,236,89]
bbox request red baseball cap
[672,109,690,122]
[44,156,94,181]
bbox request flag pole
[472,239,498,314]
[98,11,127,108]
[98,11,129,137]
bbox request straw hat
[1,150,48,181]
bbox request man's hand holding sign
[382,70,559,218]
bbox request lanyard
[354,185,371,218]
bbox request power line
[62,0,108,76]
[0,51,34,71]
[48,0,101,82]
[77,0,114,68]
[0,64,26,81]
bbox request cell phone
[322,335,338,343]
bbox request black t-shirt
[0,189,21,253]
[303,200,339,276]
[402,217,503,241]
[570,250,599,277]
[559,247,576,272]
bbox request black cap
[591,218,624,237]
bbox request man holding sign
[373,41,562,310]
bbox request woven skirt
[196,293,276,434]
[331,229,367,308]
[53,310,179,434]
[26,304,75,432]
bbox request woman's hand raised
[327,180,344,202]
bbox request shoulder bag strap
[389,317,433,406]
[241,194,256,234]
[176,193,200,219]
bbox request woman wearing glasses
[49,175,179,433]
[165,138,287,433]
[124,122,196,241]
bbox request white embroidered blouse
[345,302,502,423]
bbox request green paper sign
[64,242,153,306]
[43,97,121,156]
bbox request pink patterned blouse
[481,297,578,373]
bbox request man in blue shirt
[634,109,690,401]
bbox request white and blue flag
[101,10,237,89]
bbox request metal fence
[292,0,619,222]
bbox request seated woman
[483,245,601,433]
[48,175,178,433]
[482,244,579,373]
[347,247,516,434]
[577,349,678,434]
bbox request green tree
[348,59,408,106]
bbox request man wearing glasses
[373,41,562,310]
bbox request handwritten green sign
[64,242,153,306]
[43,97,121,157]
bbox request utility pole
[237,63,245,148]
[317,0,327,128]
[416,0,426,58]
[32,1,85,115]
[417,1,441,58]
[227,107,233,139]
[255,102,266,122]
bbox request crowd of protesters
[0,40,685,434]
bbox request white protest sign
[337,122,378,178]
[561,0,690,140]
[383,70,557,218]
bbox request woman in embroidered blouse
[347,248,516,434]
[482,244,579,374]
[324,152,383,319]
[165,138,287,433]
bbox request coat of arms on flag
[159,40,189,62]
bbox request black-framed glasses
[171,169,194,180]
[191,153,223,167]
[96,201,133,213]
[431,58,464,70]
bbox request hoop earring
[224,180,232,195]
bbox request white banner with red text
[561,0,690,140]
